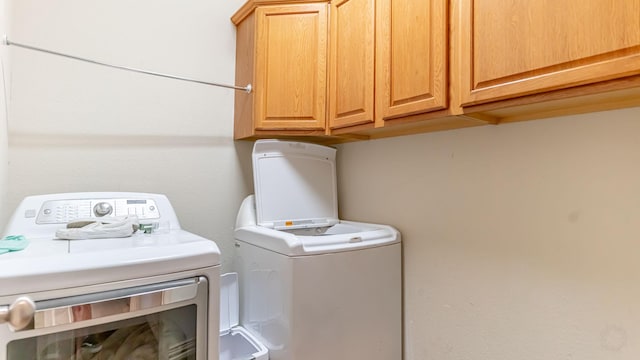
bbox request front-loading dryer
[0,192,220,360]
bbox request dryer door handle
[0,296,36,331]
[26,277,204,332]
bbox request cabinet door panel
[459,0,640,106]
[375,0,448,123]
[255,4,328,130]
[329,0,375,129]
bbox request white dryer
[0,192,220,360]
[234,140,402,360]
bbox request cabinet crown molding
[232,0,329,24]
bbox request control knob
[93,202,113,217]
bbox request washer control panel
[36,198,160,224]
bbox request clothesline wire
[3,36,252,93]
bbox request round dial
[93,202,113,217]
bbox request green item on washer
[139,224,155,234]
[0,235,29,255]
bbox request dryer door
[2,277,208,360]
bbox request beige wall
[336,106,640,359]
[5,0,253,269]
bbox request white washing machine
[0,192,220,360]
[233,140,402,360]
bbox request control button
[149,206,156,212]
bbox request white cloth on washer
[55,216,140,240]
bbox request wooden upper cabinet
[375,0,448,124]
[457,0,640,106]
[255,4,328,130]
[233,0,469,140]
[328,0,375,129]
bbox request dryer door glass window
[8,305,197,359]
[5,277,208,360]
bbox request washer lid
[252,140,338,230]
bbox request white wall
[337,106,640,360]
[6,0,252,269]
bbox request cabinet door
[254,4,328,130]
[328,0,375,129]
[375,0,448,124]
[458,0,640,106]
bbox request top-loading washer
[0,192,220,360]
[234,140,402,360]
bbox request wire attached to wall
[2,35,252,93]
